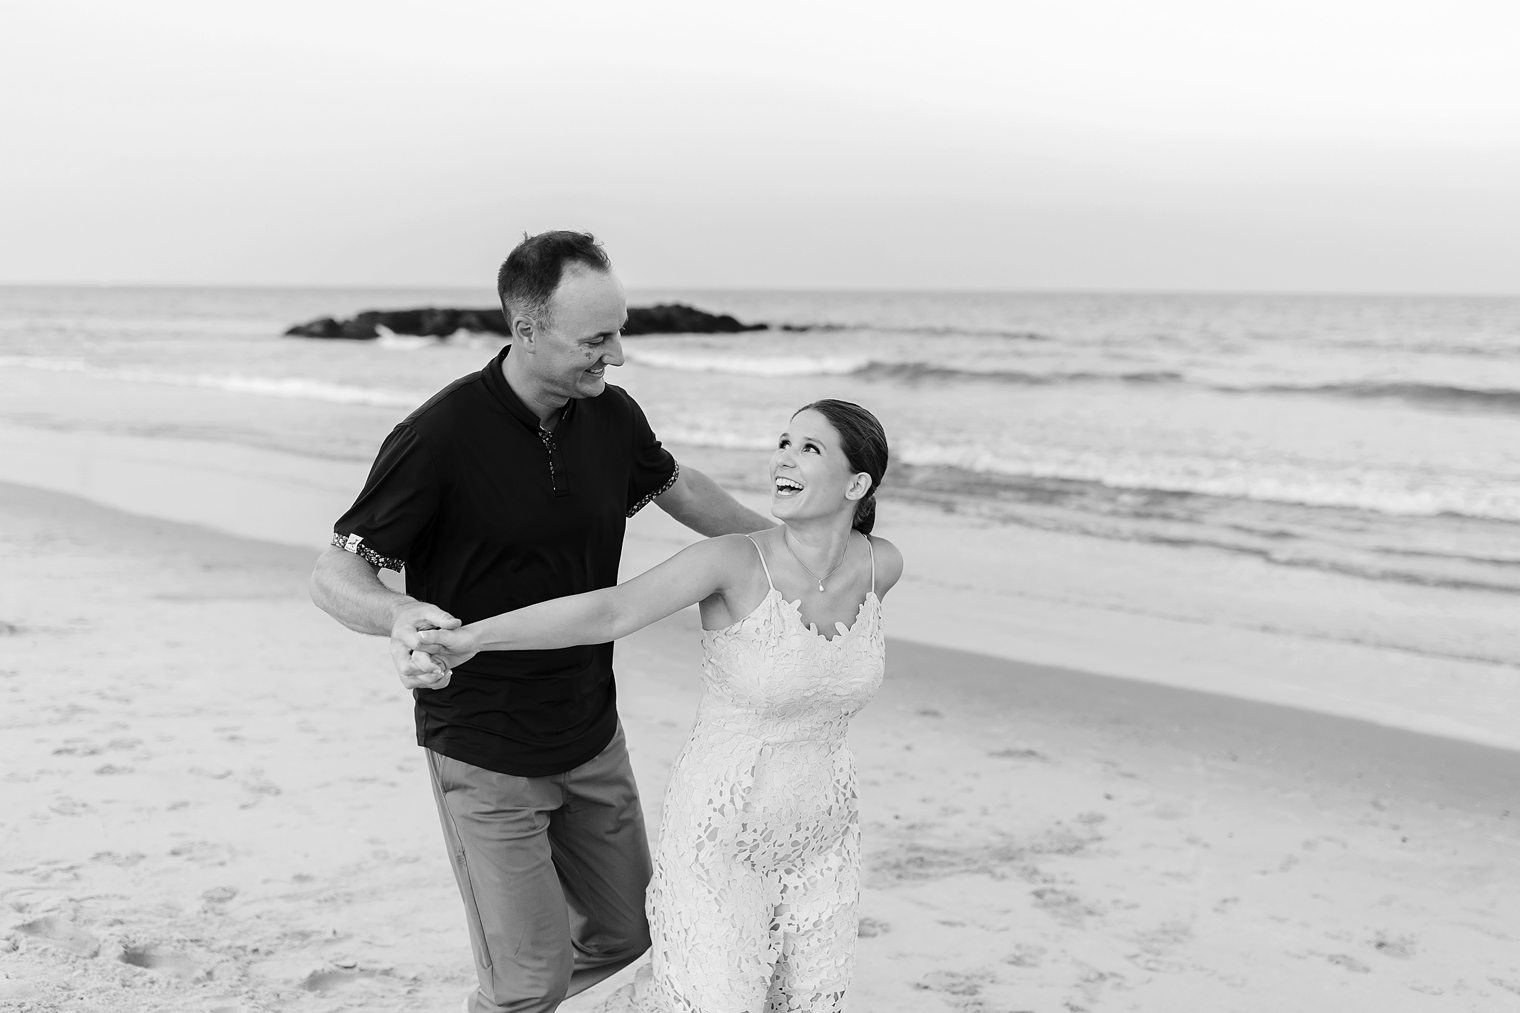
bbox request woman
[414,399,903,1012]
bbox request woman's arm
[415,534,751,667]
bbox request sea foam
[1,356,421,408]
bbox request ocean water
[3,283,1519,610]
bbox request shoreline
[0,407,1513,754]
[2,411,1517,754]
[3,476,1516,795]
[2,480,1517,1011]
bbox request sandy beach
[3,424,1519,1012]
[7,0,1520,1005]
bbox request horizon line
[1,280,1518,300]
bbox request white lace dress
[598,535,885,1013]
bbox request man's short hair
[497,231,612,328]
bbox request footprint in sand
[873,842,974,882]
[120,944,206,981]
[1074,965,1130,1000]
[1028,822,1101,857]
[1321,952,1371,974]
[1098,759,1140,779]
[302,965,386,992]
[52,742,103,757]
[48,796,94,817]
[988,747,1050,762]
[92,851,146,867]
[1136,920,1194,951]
[51,736,141,758]
[1017,864,1059,886]
[1127,952,1187,974]
[18,915,100,958]
[1124,922,1195,974]
[1031,887,1101,927]
[1372,933,1417,959]
[913,968,996,1002]
[1004,943,1045,968]
[169,840,234,866]
[238,775,282,809]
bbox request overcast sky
[3,0,1517,293]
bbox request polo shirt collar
[481,345,577,431]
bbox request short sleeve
[331,423,443,571]
[624,395,678,517]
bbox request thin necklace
[782,530,848,592]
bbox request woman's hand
[413,626,483,672]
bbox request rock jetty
[284,303,766,340]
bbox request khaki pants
[428,724,652,1013]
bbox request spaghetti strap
[866,534,877,595]
[745,534,776,590]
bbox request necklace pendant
[818,580,826,592]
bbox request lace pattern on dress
[597,535,885,1013]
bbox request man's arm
[309,545,461,688]
[653,465,771,537]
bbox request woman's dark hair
[795,399,889,534]
[496,230,611,327]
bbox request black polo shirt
[331,346,678,776]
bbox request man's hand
[390,601,461,691]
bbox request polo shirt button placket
[539,429,569,496]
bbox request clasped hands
[390,601,481,691]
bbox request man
[309,231,770,1013]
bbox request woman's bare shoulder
[866,534,905,596]
[675,531,766,579]
[707,530,766,556]
[693,531,770,629]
